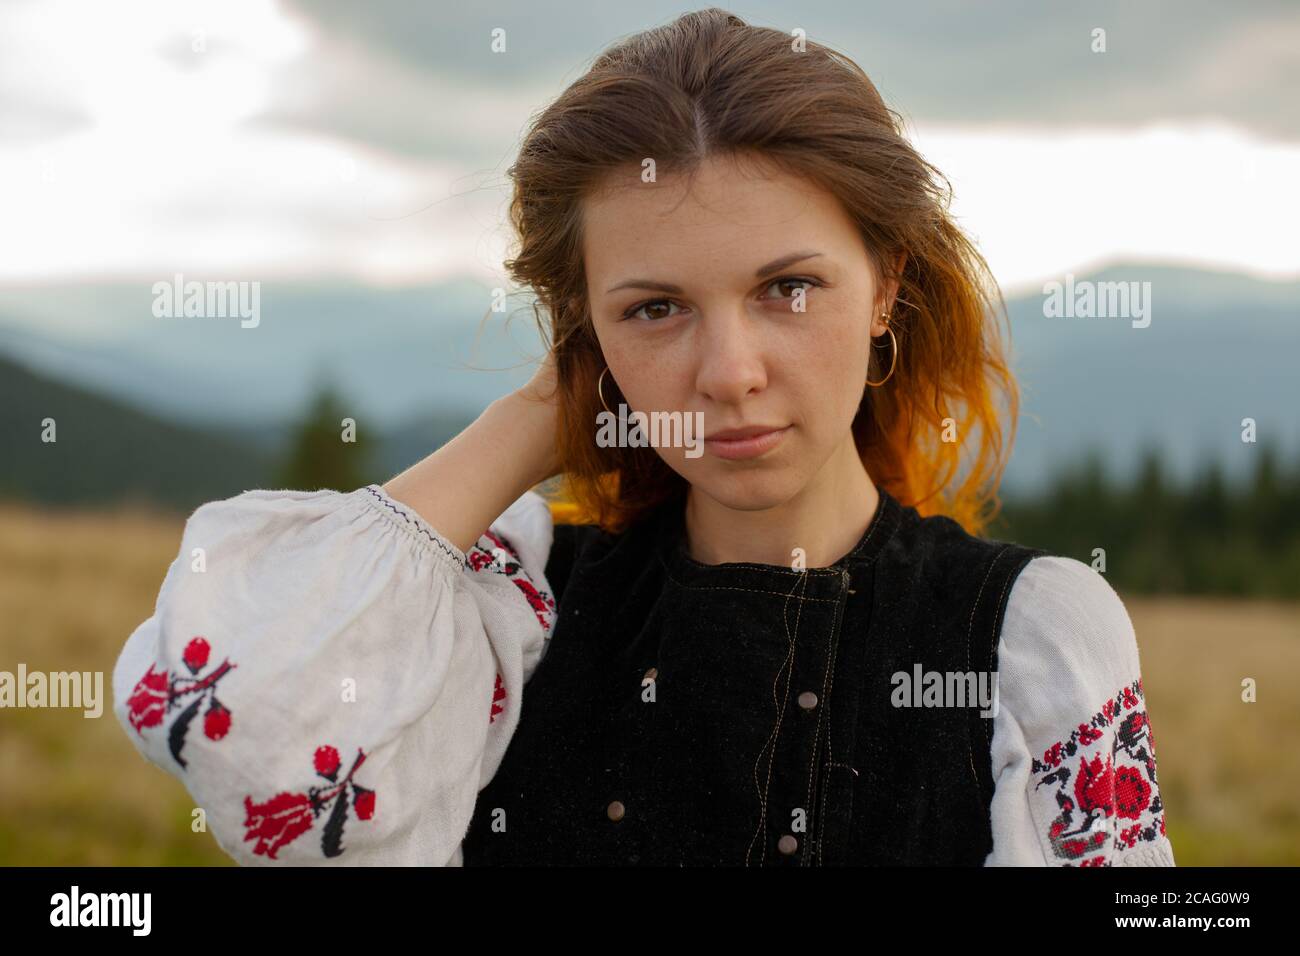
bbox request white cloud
[1,0,1297,298]
[910,120,1300,294]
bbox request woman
[112,9,1173,867]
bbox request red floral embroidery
[125,636,236,769]
[1115,765,1152,819]
[466,530,557,633]
[243,745,375,860]
[1074,754,1113,816]
[490,673,507,724]
[1120,823,1142,849]
[467,528,558,725]
[1030,678,1166,866]
[1043,741,1062,768]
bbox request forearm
[382,391,557,555]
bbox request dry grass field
[1126,596,1300,865]
[1,500,1296,866]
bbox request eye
[619,275,823,321]
[621,298,686,322]
[761,276,822,301]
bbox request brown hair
[505,7,1020,536]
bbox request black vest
[462,486,1046,866]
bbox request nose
[693,305,769,405]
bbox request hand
[509,351,562,485]
[516,349,559,407]
[383,350,566,553]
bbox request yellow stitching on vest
[965,546,1010,803]
[745,570,807,866]
[809,570,849,865]
[658,571,841,602]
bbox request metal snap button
[797,691,819,710]
[607,800,625,822]
[777,834,798,855]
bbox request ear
[873,251,908,335]
[887,251,907,311]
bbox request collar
[653,484,902,598]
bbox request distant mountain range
[0,351,479,509]
[0,353,274,509]
[0,277,547,423]
[0,262,1296,508]
[1001,263,1299,493]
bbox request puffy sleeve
[111,483,557,866]
[983,556,1175,867]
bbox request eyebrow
[604,250,824,295]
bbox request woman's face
[582,151,894,512]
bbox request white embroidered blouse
[111,483,1176,867]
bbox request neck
[682,436,879,569]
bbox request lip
[703,424,790,460]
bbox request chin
[683,463,808,513]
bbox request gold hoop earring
[866,312,898,387]
[597,365,614,415]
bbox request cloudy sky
[1,0,1297,297]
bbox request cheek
[603,339,684,411]
[822,303,871,364]
[782,314,869,412]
